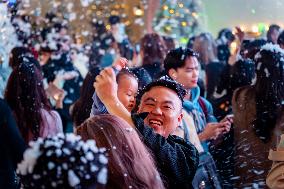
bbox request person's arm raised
[93,67,135,128]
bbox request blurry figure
[216,28,235,64]
[5,62,63,143]
[0,98,26,189]
[192,33,224,100]
[89,20,117,69]
[76,114,165,189]
[9,47,40,69]
[109,15,134,61]
[266,111,284,189]
[213,38,267,120]
[71,67,100,127]
[232,44,284,188]
[17,133,108,189]
[267,24,281,44]
[186,36,196,49]
[277,30,284,49]
[70,47,89,78]
[162,35,175,53]
[139,33,166,80]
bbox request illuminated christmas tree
[154,0,206,44]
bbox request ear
[177,112,183,124]
[168,68,177,80]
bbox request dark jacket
[0,99,26,189]
[131,113,199,189]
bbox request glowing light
[230,41,238,54]
[178,3,184,8]
[91,5,96,10]
[169,9,175,14]
[106,24,111,30]
[192,12,198,18]
[163,5,168,10]
[133,6,144,16]
[252,25,258,33]
[96,11,102,16]
[181,21,187,27]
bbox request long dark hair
[253,46,284,142]
[5,62,51,142]
[140,33,166,66]
[71,67,100,127]
[76,115,165,189]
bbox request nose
[150,106,162,115]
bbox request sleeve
[203,98,217,123]
[52,110,63,133]
[131,113,199,187]
[0,99,27,166]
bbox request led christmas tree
[154,0,206,44]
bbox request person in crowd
[277,30,284,49]
[9,47,40,69]
[17,133,108,189]
[89,20,117,69]
[5,61,63,143]
[266,109,284,189]
[71,67,101,127]
[109,15,134,61]
[76,114,165,189]
[162,36,176,53]
[94,72,199,188]
[232,44,284,188]
[138,33,167,80]
[267,24,281,44]
[40,39,83,132]
[213,39,266,120]
[164,47,233,188]
[192,33,224,101]
[91,67,138,115]
[216,28,235,64]
[0,98,26,189]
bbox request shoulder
[232,86,254,107]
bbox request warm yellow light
[178,3,184,8]
[252,25,258,33]
[106,24,111,30]
[192,12,198,18]
[163,5,168,10]
[169,9,175,14]
[124,20,131,26]
[91,5,96,10]
[96,11,102,16]
[133,7,144,16]
[181,21,187,27]
[239,25,245,31]
[230,41,237,53]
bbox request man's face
[137,86,183,138]
[170,56,199,90]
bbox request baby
[91,68,138,115]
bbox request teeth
[149,120,162,126]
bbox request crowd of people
[0,8,284,189]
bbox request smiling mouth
[148,119,163,128]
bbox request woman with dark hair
[139,33,166,80]
[232,44,284,188]
[9,46,40,69]
[5,62,62,143]
[193,33,224,100]
[76,114,165,189]
[71,67,100,127]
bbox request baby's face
[117,75,138,112]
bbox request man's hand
[93,67,118,105]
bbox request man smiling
[94,68,199,188]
